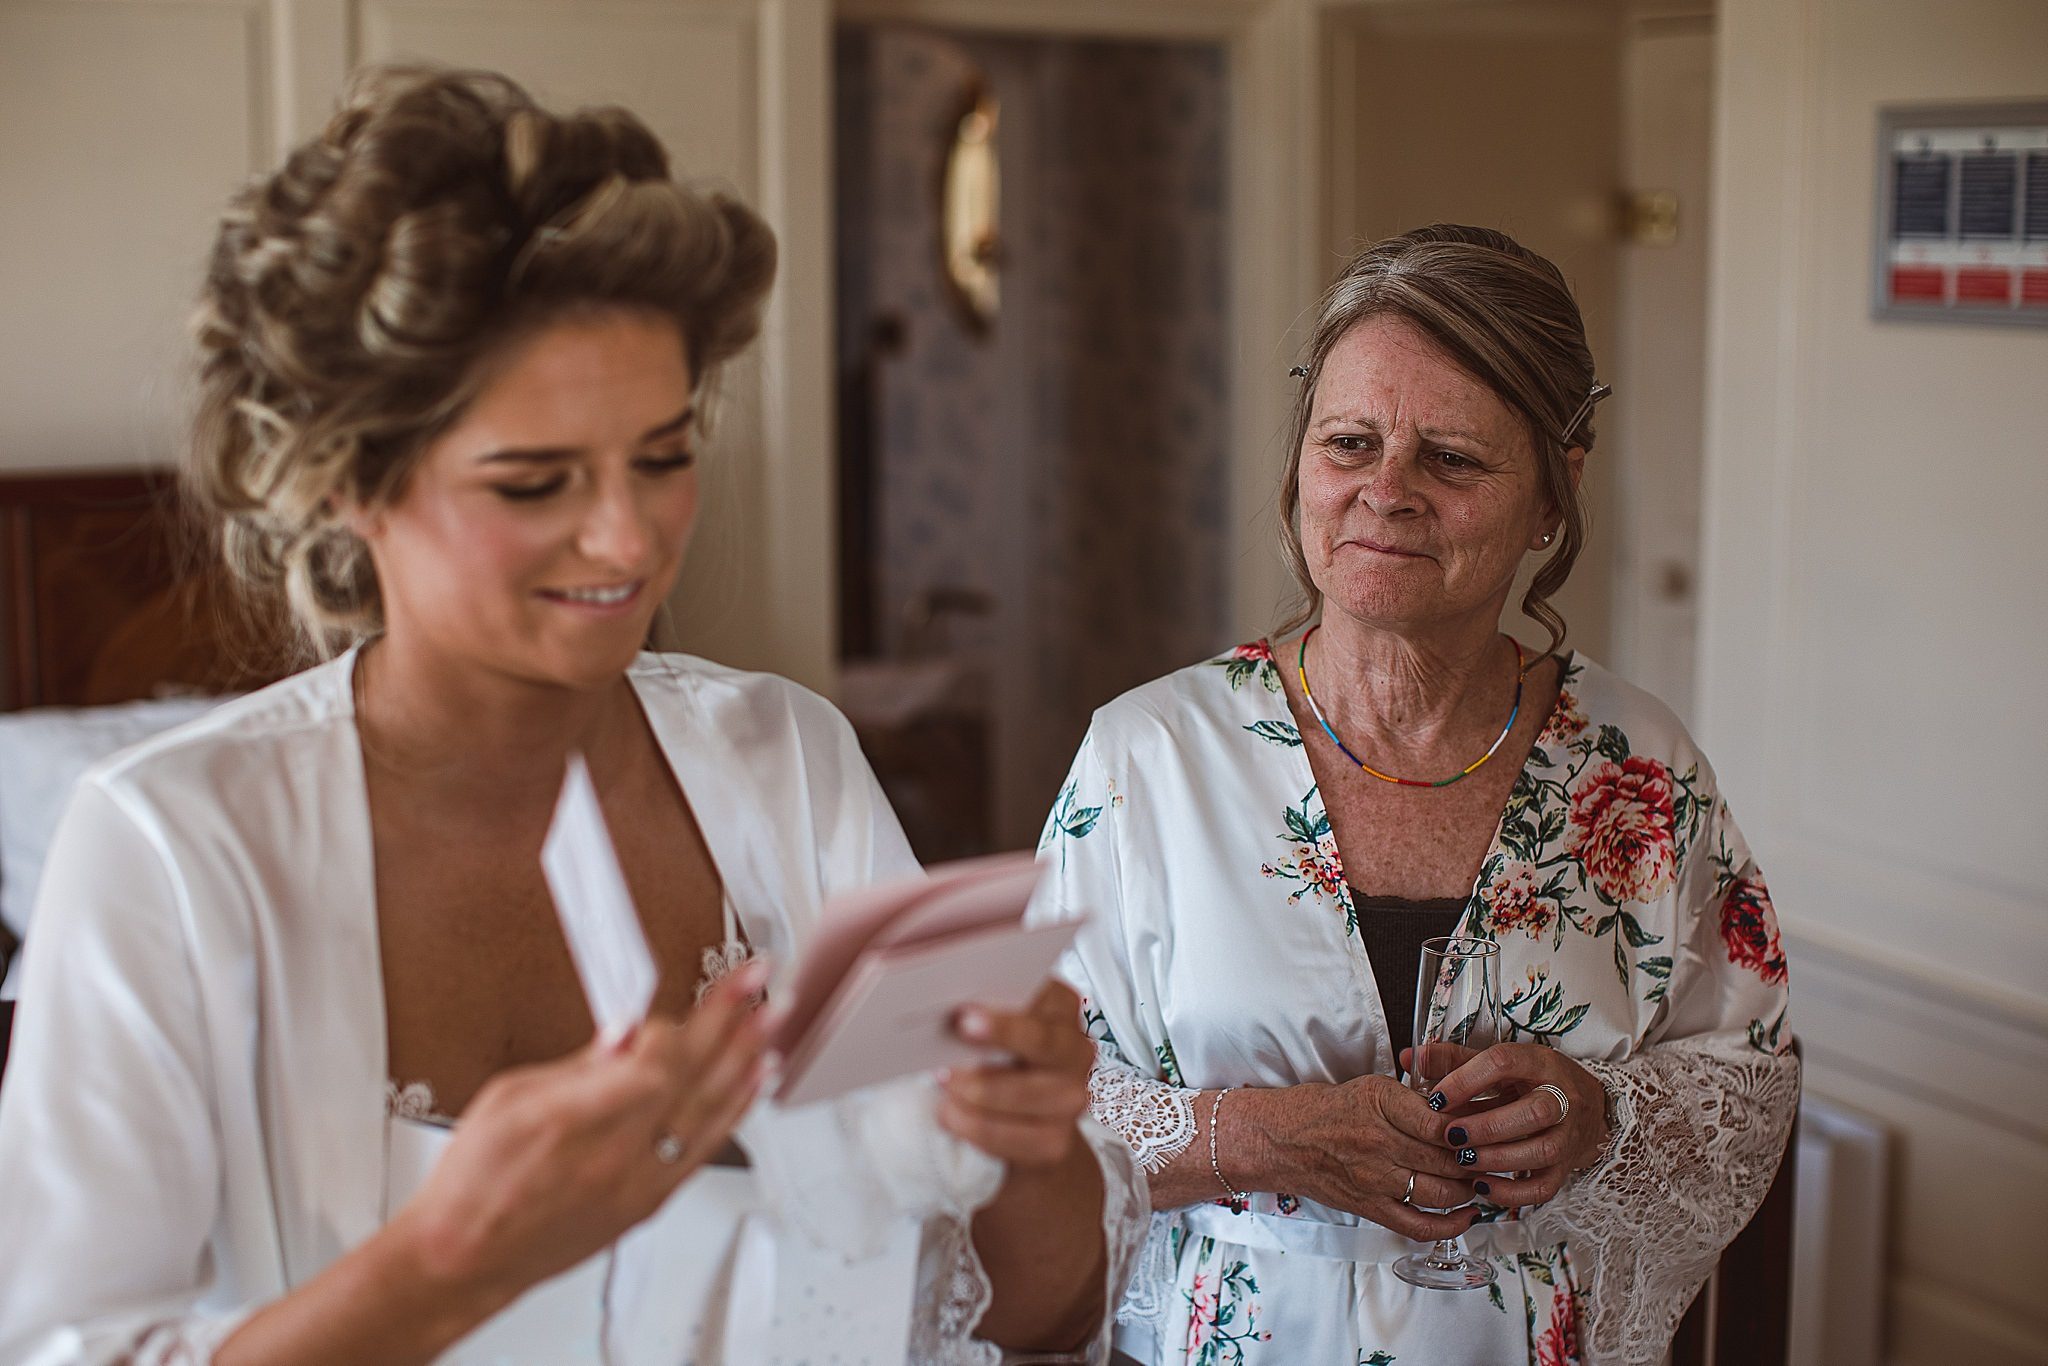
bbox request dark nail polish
[1448,1126,1468,1145]
[1428,1091,1447,1112]
[1457,1147,1478,1166]
[1475,1180,1491,1196]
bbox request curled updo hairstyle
[188,64,777,656]
[1278,224,1601,656]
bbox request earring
[1539,530,1556,547]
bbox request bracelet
[1208,1088,1251,1213]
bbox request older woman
[1036,225,1797,1365]
[0,67,1142,1363]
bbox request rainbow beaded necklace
[1296,626,1525,789]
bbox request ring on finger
[1400,1171,1416,1205]
[1534,1082,1570,1124]
[654,1128,686,1166]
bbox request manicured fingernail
[1428,1092,1447,1112]
[957,1009,991,1041]
[1457,1147,1478,1166]
[1448,1126,1468,1145]
[1474,1180,1491,1196]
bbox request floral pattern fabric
[1033,644,1796,1365]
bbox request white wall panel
[0,0,270,468]
[1700,0,2048,1357]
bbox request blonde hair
[187,64,777,656]
[1277,224,1601,655]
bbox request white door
[1609,13,1715,719]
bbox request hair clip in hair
[1288,365,1309,379]
[1558,381,1612,447]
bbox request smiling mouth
[1351,541,1431,558]
[538,581,644,608]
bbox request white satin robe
[0,650,1142,1365]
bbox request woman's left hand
[938,981,1095,1167]
[1426,1043,1611,1208]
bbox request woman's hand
[938,980,1095,1166]
[1425,1042,1611,1208]
[393,960,774,1305]
[1234,1077,1482,1241]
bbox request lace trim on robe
[1087,1058,1197,1175]
[1526,1036,1801,1366]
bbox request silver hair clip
[1559,382,1612,447]
[1288,365,1309,379]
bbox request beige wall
[1699,0,2048,1360]
[1322,0,1623,662]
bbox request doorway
[1321,0,1716,713]
[834,23,1233,859]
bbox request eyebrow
[476,405,696,465]
[1311,413,1496,448]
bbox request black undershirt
[1351,891,1469,1063]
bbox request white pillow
[0,695,226,998]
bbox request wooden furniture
[0,467,294,1080]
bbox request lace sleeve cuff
[1531,1039,1800,1366]
[1087,1060,1197,1174]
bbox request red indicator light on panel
[1955,267,2015,306]
[1888,266,1946,303]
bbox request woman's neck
[1302,608,1519,761]
[353,633,635,799]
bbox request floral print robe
[1035,643,1799,1366]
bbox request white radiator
[1789,1095,1890,1366]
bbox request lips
[538,580,644,608]
[1347,539,1432,558]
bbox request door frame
[830,0,1334,658]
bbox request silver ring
[1400,1171,1416,1205]
[654,1129,685,1166]
[1534,1082,1570,1123]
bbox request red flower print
[1230,641,1275,663]
[1184,1272,1218,1354]
[1566,756,1679,904]
[1481,860,1559,938]
[1539,686,1588,746]
[1534,1288,1582,1366]
[1720,877,1787,985]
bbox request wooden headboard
[0,468,295,711]
[0,467,300,1078]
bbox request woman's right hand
[1234,1076,1482,1241]
[391,959,774,1307]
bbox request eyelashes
[488,449,695,503]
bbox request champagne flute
[1393,934,1501,1291]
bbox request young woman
[0,66,1142,1364]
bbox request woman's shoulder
[85,655,357,804]
[629,651,856,753]
[1084,641,1291,752]
[1549,652,1713,775]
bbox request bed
[0,467,295,1074]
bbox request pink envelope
[772,853,1080,1108]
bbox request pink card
[771,853,1079,1108]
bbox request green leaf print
[1617,909,1661,947]
[1501,970,1593,1044]
[1487,1280,1507,1314]
[1517,1251,1557,1286]
[1158,1037,1187,1087]
[1594,723,1631,762]
[1244,718,1303,747]
[1748,1003,1789,1054]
